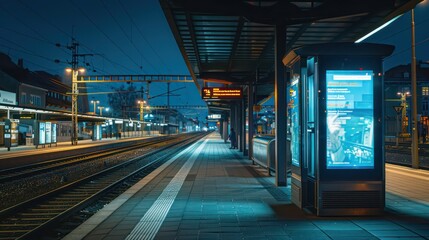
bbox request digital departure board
[326,70,374,169]
[202,87,242,100]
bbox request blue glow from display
[288,74,300,167]
[326,70,374,169]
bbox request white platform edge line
[125,139,208,240]
[62,137,208,240]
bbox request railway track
[0,132,209,240]
[0,135,171,183]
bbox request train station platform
[63,132,429,240]
[0,135,156,169]
[0,134,158,156]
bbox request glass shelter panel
[305,57,316,178]
[289,73,300,167]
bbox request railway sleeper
[53,194,92,199]
[7,216,51,221]
[0,226,35,232]
[19,211,62,217]
[0,230,29,237]
[0,223,39,227]
[34,205,70,209]
[0,225,38,231]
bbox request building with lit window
[0,53,78,146]
[384,62,429,141]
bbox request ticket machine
[284,43,394,216]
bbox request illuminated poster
[51,123,57,143]
[288,74,300,167]
[45,122,52,144]
[326,70,374,169]
[39,122,46,145]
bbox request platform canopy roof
[160,0,421,114]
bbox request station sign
[202,87,242,100]
[208,114,221,120]
[393,106,403,114]
[13,113,35,119]
[0,90,16,105]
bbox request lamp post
[138,100,145,136]
[91,100,99,114]
[411,8,419,169]
[397,91,410,134]
[66,67,85,145]
[98,106,107,116]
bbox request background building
[384,61,429,142]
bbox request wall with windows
[384,63,429,139]
[19,84,46,108]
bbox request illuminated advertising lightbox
[51,123,57,143]
[39,122,46,145]
[288,74,300,167]
[326,70,374,169]
[45,122,52,144]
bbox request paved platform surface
[61,132,429,240]
[0,136,151,159]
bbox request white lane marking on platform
[386,163,429,177]
[125,139,208,240]
[62,138,206,240]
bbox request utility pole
[67,38,93,145]
[146,81,151,100]
[167,82,170,135]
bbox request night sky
[365,1,429,70]
[1,0,428,118]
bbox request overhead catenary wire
[0,4,59,47]
[117,0,173,74]
[15,0,142,75]
[0,40,66,65]
[0,9,122,75]
[370,15,429,43]
[16,0,73,40]
[385,35,429,60]
[0,50,64,74]
[69,0,142,74]
[99,0,159,74]
[0,26,70,57]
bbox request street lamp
[410,1,427,168]
[98,106,108,116]
[66,67,85,145]
[137,100,146,136]
[90,100,99,114]
[397,91,410,134]
[146,105,151,135]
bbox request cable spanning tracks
[0,132,209,240]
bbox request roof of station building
[160,0,421,114]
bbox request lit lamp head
[65,67,85,75]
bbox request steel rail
[0,136,171,183]
[0,132,208,240]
